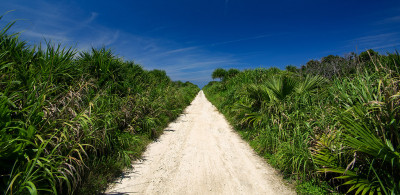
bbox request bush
[0,19,199,194]
[203,50,400,194]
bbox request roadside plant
[204,51,400,194]
[0,16,199,194]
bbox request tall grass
[0,18,199,194]
[204,51,400,194]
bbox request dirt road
[106,91,295,195]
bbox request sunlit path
[106,91,294,195]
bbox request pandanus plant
[314,68,400,195]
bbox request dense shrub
[0,19,199,194]
[204,51,400,194]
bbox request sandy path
[105,91,295,195]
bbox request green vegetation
[0,18,199,194]
[204,50,400,194]
[211,68,227,81]
[211,68,240,82]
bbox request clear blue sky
[1,0,400,87]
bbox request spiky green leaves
[0,17,200,194]
[204,56,400,194]
[314,73,400,195]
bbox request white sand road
[105,91,295,195]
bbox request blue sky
[1,0,400,87]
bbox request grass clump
[0,17,199,194]
[203,51,400,194]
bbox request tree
[285,65,298,73]
[359,49,378,62]
[227,68,240,78]
[321,55,344,64]
[212,68,227,81]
